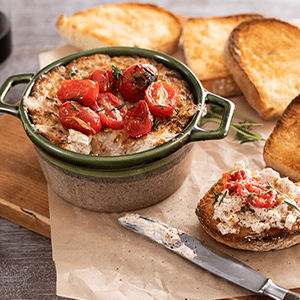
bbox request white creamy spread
[120,214,196,259]
[174,244,197,260]
[213,161,300,235]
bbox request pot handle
[0,73,34,118]
[189,91,235,142]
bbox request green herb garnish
[95,107,106,113]
[68,101,80,111]
[152,118,160,130]
[218,190,228,206]
[110,64,123,87]
[200,105,265,144]
[69,67,78,78]
[210,191,222,205]
[110,104,125,111]
[266,181,300,212]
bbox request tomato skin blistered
[123,100,153,138]
[89,66,120,94]
[119,63,158,103]
[56,79,99,106]
[145,81,178,118]
[59,101,102,135]
[222,169,279,208]
[92,92,127,130]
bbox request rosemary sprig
[210,191,222,205]
[110,104,125,111]
[200,105,265,144]
[67,101,80,111]
[242,191,261,204]
[266,181,300,212]
[152,118,160,130]
[210,190,228,206]
[110,64,124,86]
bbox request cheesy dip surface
[214,161,300,235]
[24,54,198,155]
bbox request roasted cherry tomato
[119,63,158,103]
[223,170,278,208]
[237,178,279,208]
[56,79,99,106]
[145,81,179,118]
[59,101,102,135]
[92,92,128,130]
[89,65,121,94]
[123,100,153,138]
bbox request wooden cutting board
[0,114,50,238]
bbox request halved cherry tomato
[145,81,179,118]
[56,79,99,106]
[222,170,278,208]
[236,178,278,208]
[123,100,153,138]
[91,92,128,130]
[119,63,158,103]
[59,101,102,135]
[89,65,120,94]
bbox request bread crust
[224,18,300,120]
[264,95,300,182]
[195,177,300,252]
[56,2,182,54]
[183,13,263,97]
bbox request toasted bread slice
[182,14,263,97]
[224,18,300,120]
[56,3,182,54]
[195,162,300,251]
[264,95,300,182]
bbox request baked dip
[24,54,198,156]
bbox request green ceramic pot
[0,47,234,212]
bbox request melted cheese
[24,54,198,156]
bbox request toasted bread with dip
[264,95,300,182]
[182,14,263,97]
[56,2,182,54]
[195,161,300,251]
[223,18,300,120]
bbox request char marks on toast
[264,95,300,182]
[223,18,300,120]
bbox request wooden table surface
[2,0,300,299]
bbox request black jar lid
[0,11,12,65]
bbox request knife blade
[118,213,300,300]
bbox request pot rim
[19,46,205,169]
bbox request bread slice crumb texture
[182,14,262,97]
[56,3,182,54]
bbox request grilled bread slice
[223,18,300,120]
[264,95,300,182]
[195,162,300,251]
[56,2,182,54]
[182,14,263,97]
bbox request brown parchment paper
[40,44,300,300]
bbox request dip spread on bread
[214,162,300,235]
[196,161,300,251]
[24,54,197,155]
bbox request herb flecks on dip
[24,54,198,156]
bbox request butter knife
[118,214,300,300]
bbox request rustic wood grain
[0,114,50,237]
